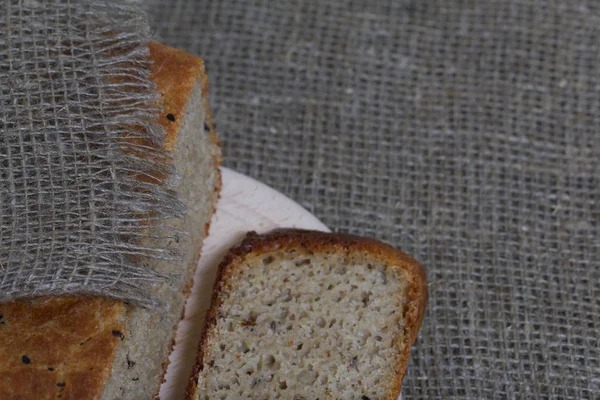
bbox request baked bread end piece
[188,229,427,400]
[0,42,221,400]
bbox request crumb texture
[198,249,410,400]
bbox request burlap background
[146,1,599,398]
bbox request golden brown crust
[149,41,208,152]
[0,42,221,400]
[186,229,428,399]
[0,297,126,400]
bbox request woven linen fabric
[146,0,600,398]
[0,0,184,306]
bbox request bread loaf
[0,42,221,399]
[188,229,427,400]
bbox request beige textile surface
[144,1,599,398]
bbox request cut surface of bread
[188,229,427,400]
[0,42,221,400]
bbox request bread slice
[0,42,221,399]
[188,229,427,400]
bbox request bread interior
[197,248,410,399]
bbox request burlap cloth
[145,1,599,398]
[0,0,184,307]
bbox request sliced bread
[0,42,221,399]
[188,229,427,400]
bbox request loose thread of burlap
[0,0,185,307]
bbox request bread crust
[186,229,428,399]
[147,41,221,156]
[0,42,221,400]
[0,297,126,400]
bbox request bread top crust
[0,42,209,400]
[148,40,208,152]
[187,229,428,400]
[0,297,125,400]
